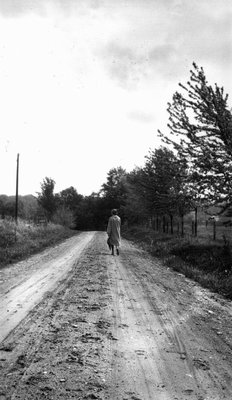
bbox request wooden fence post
[213,220,216,240]
[163,216,165,233]
[181,214,184,236]
[194,206,198,237]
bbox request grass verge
[0,218,78,269]
[122,225,232,300]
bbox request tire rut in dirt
[0,233,113,400]
[112,240,232,399]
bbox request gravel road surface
[0,231,232,399]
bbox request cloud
[101,42,147,89]
[127,111,154,123]
[0,0,43,17]
[1,0,231,91]
[101,39,186,89]
[148,43,185,78]
[167,1,232,65]
[149,43,180,63]
[0,0,104,17]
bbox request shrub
[171,244,232,273]
[122,224,232,299]
[0,219,16,246]
[0,218,76,268]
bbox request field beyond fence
[153,209,232,246]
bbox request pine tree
[159,63,232,206]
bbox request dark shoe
[116,248,119,255]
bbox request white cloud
[127,111,154,123]
[0,0,231,195]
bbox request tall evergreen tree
[143,147,190,230]
[159,63,232,206]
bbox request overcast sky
[1,0,232,196]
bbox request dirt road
[0,232,232,400]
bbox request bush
[0,218,77,268]
[0,219,16,246]
[52,207,75,228]
[122,224,232,299]
[172,244,232,273]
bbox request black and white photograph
[0,1,232,399]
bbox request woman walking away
[107,209,121,255]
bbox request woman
[107,209,121,255]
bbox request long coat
[107,215,121,246]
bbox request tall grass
[122,225,232,300]
[0,218,77,268]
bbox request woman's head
[111,209,117,215]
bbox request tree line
[1,63,232,232]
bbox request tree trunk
[163,216,165,233]
[181,214,184,236]
[194,206,198,237]
[213,220,216,240]
[170,214,173,234]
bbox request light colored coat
[107,215,121,246]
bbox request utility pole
[15,153,19,225]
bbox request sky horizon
[1,0,232,197]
